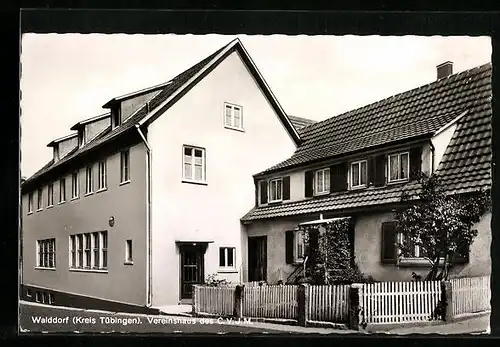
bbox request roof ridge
[302,62,491,134]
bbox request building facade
[241,62,492,285]
[20,39,301,310]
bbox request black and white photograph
[19,33,492,334]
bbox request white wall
[148,50,297,306]
[432,123,458,170]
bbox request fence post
[297,283,309,327]
[348,283,364,331]
[441,281,453,322]
[233,284,244,318]
[192,285,198,315]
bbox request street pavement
[18,302,353,334]
[383,313,490,335]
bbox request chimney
[437,61,453,80]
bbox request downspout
[135,124,153,307]
[429,140,436,174]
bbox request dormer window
[113,108,122,129]
[78,130,86,148]
[388,152,409,183]
[350,160,368,189]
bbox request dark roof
[242,63,491,222]
[288,115,317,132]
[258,63,492,176]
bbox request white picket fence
[242,285,298,319]
[308,284,350,323]
[450,275,491,317]
[193,285,235,316]
[362,281,441,324]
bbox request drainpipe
[429,141,436,174]
[135,124,153,307]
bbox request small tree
[395,173,490,281]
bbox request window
[224,103,243,130]
[269,178,283,202]
[28,193,33,213]
[351,160,368,188]
[37,188,43,210]
[125,240,133,263]
[183,146,206,183]
[113,108,121,128]
[294,230,307,262]
[398,233,428,259]
[388,152,410,182]
[120,150,130,183]
[97,160,107,190]
[48,293,54,305]
[219,247,235,268]
[59,178,66,203]
[85,166,94,194]
[47,183,54,207]
[37,238,56,268]
[314,168,330,195]
[71,171,79,199]
[35,292,41,303]
[70,231,107,270]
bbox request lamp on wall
[109,216,115,227]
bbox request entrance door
[248,236,267,282]
[180,245,205,299]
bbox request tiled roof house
[241,62,492,284]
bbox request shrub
[205,273,230,287]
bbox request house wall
[84,117,111,143]
[355,210,491,281]
[432,123,458,171]
[121,90,159,122]
[22,142,148,306]
[148,50,297,306]
[258,142,433,206]
[58,136,78,160]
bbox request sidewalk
[384,313,490,335]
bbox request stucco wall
[58,136,78,160]
[355,210,491,281]
[121,90,159,122]
[432,123,458,171]
[85,117,111,143]
[148,50,297,306]
[22,142,148,306]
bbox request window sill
[70,196,80,201]
[34,267,56,271]
[387,178,409,185]
[36,209,43,212]
[96,188,108,194]
[217,268,238,274]
[268,200,283,205]
[69,268,108,273]
[124,261,134,265]
[182,179,208,186]
[224,125,245,133]
[119,180,131,186]
[46,205,54,209]
[313,191,330,197]
[58,201,66,205]
[350,185,367,190]
[27,211,33,215]
[84,192,94,197]
[397,258,433,267]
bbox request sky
[20,34,491,178]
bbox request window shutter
[368,157,375,186]
[259,180,268,204]
[285,230,294,264]
[304,171,314,197]
[409,146,423,180]
[381,222,397,264]
[373,154,386,186]
[282,176,290,200]
[330,162,348,192]
[254,179,259,206]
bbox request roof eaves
[70,112,111,130]
[46,132,78,147]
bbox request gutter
[135,124,153,308]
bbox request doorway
[248,236,267,282]
[179,244,205,299]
